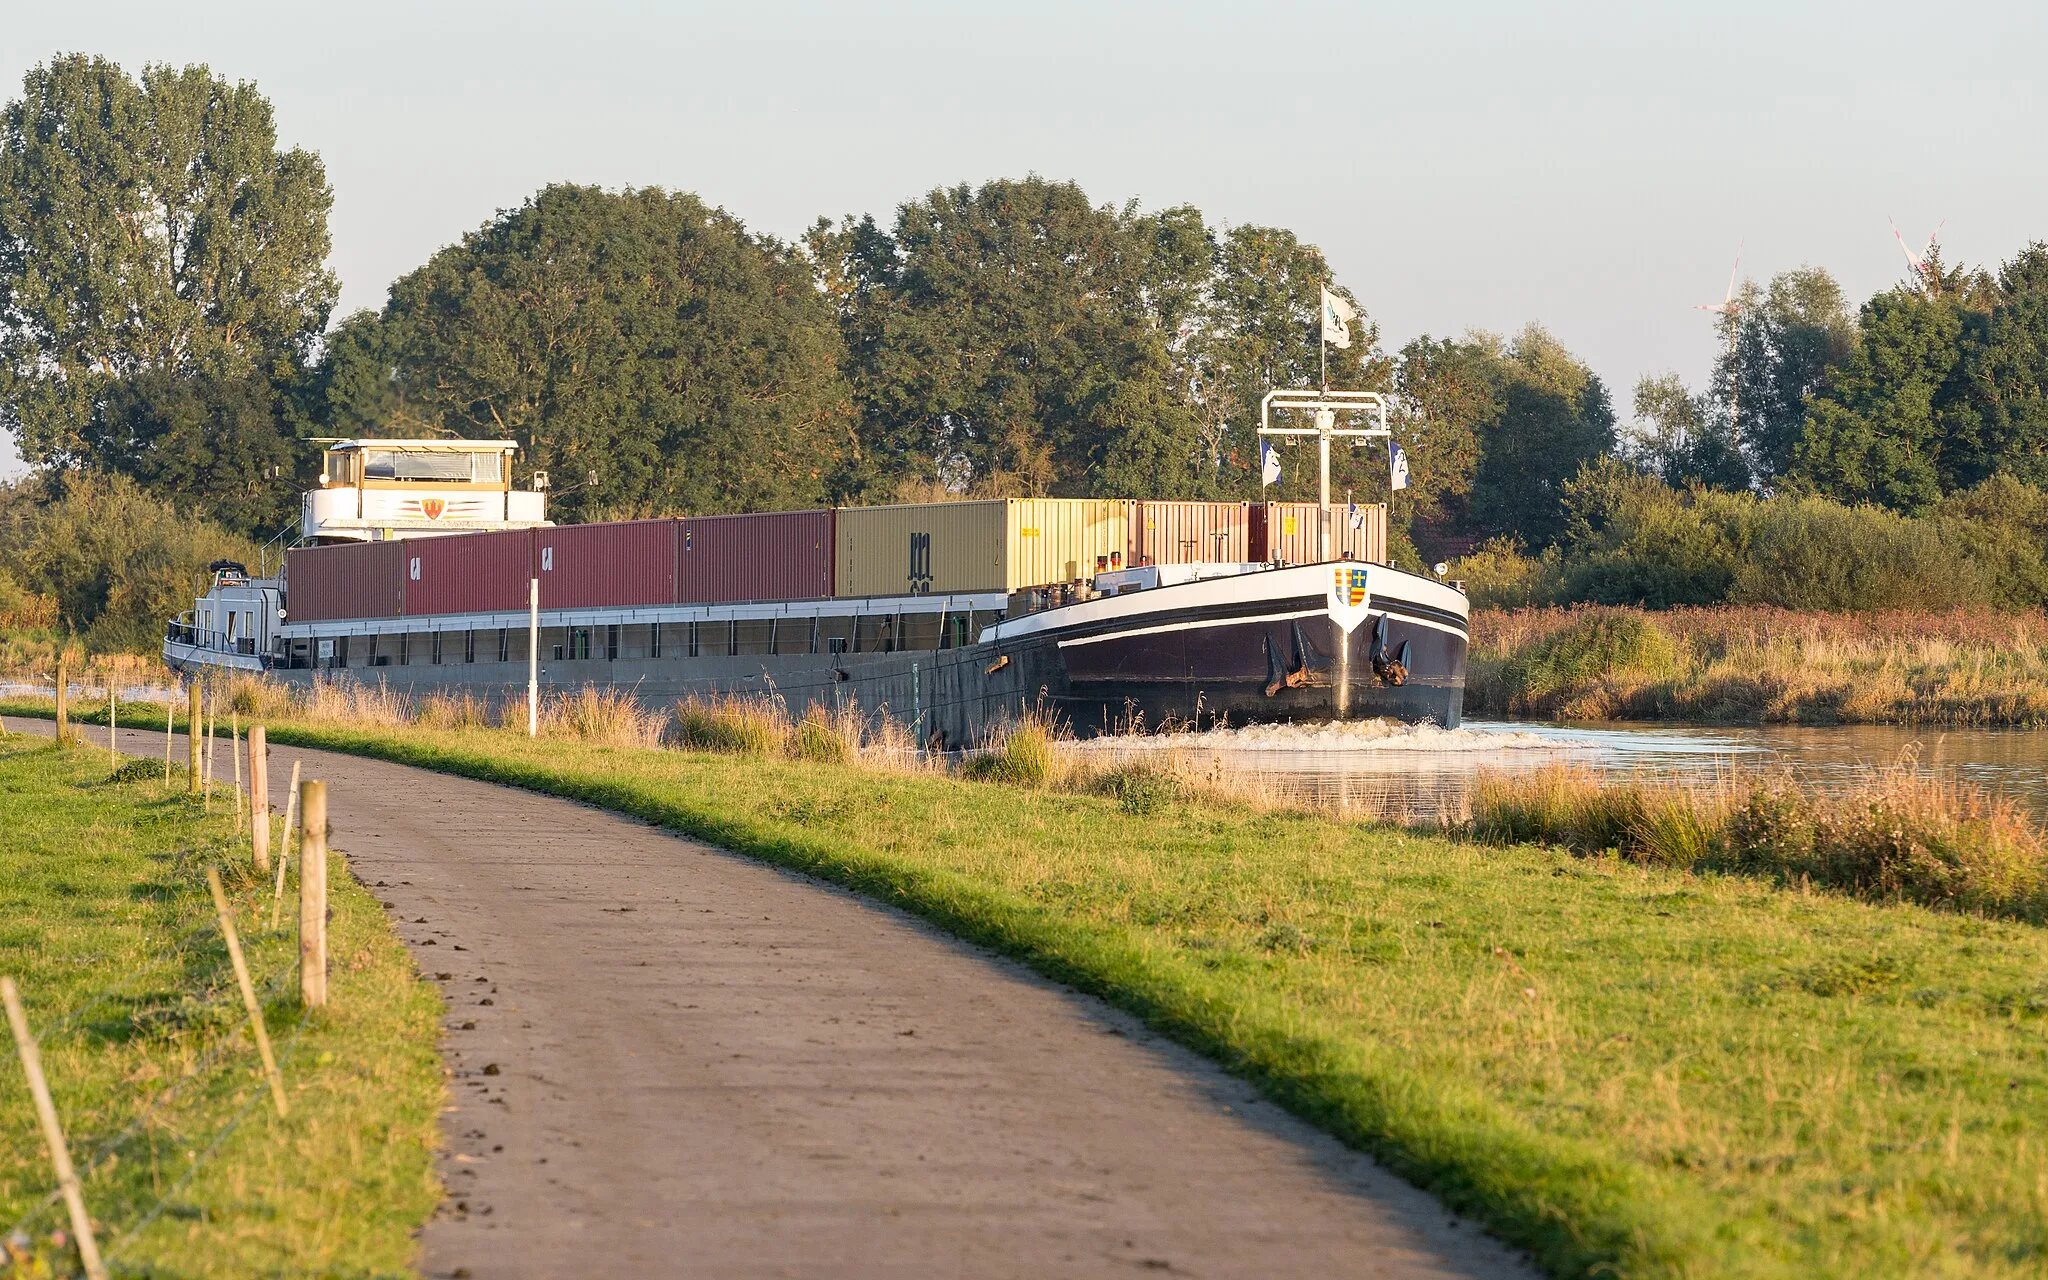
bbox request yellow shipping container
[834,499,1131,597]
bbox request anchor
[1368,615,1409,687]
[1263,622,1332,696]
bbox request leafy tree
[816,180,1382,503]
[0,54,334,525]
[1186,224,1384,504]
[1468,325,1616,547]
[1715,267,1856,483]
[336,184,853,521]
[1390,336,1494,530]
[0,472,258,651]
[1791,288,1963,513]
[1626,371,1747,491]
[820,176,1186,498]
[1943,243,2048,487]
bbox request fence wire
[5,876,302,1254]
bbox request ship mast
[1257,390,1390,561]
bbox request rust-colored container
[534,519,678,609]
[401,529,533,616]
[284,541,405,623]
[678,510,834,604]
[1250,502,1388,564]
[1133,501,1250,564]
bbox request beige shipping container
[1252,501,1388,564]
[834,498,1131,597]
[1132,501,1251,564]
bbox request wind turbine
[1889,217,1946,293]
[1695,244,1744,443]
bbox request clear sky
[3,0,2044,478]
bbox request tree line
[4,54,2048,648]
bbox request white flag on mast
[1320,287,1358,350]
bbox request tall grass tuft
[674,694,792,756]
[791,704,860,764]
[962,709,1065,789]
[1474,763,2048,922]
[415,689,495,732]
[541,685,663,747]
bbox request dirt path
[18,717,1534,1279]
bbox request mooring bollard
[1,977,108,1280]
[298,780,329,1008]
[249,726,270,874]
[186,683,202,796]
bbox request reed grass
[1473,764,2048,922]
[1470,605,2048,726]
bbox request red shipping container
[534,519,678,609]
[401,529,533,616]
[284,541,405,623]
[1133,501,1249,564]
[678,510,834,603]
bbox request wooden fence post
[186,683,202,796]
[107,684,117,770]
[164,697,174,784]
[1,977,109,1280]
[205,870,288,1117]
[298,780,328,1008]
[271,759,301,932]
[248,726,269,874]
[54,657,68,745]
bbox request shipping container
[678,510,834,603]
[401,528,533,616]
[834,499,1130,598]
[1132,500,1250,564]
[284,540,406,623]
[1250,502,1388,564]
[534,519,678,610]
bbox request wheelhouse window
[359,449,504,484]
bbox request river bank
[1469,606,2048,726]
[6,690,2046,1277]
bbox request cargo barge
[167,439,1469,741]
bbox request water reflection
[1069,718,2048,824]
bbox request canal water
[1068,718,2048,824]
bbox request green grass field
[8,698,2048,1277]
[108,713,2046,1280]
[0,733,441,1277]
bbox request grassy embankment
[10,688,2044,1279]
[1470,606,2048,726]
[0,732,441,1276]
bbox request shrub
[1089,761,1184,815]
[1500,611,1682,703]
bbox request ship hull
[167,562,1467,744]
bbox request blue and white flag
[1260,439,1281,487]
[1388,439,1410,491]
[1347,502,1364,530]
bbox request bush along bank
[1468,605,2048,725]
[10,690,2048,1278]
